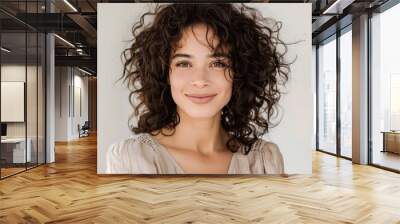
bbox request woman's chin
[181,109,220,119]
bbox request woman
[106,3,290,174]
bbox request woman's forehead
[173,24,230,56]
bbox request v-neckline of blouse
[144,133,237,174]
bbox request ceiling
[0,0,392,75]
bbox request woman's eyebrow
[171,52,229,59]
[171,53,192,59]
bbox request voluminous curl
[121,3,290,155]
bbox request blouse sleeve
[105,137,158,174]
[105,141,130,174]
[260,141,285,174]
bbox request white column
[45,0,56,163]
[352,14,369,164]
[46,32,55,163]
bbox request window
[370,2,400,171]
[340,28,352,158]
[317,36,337,154]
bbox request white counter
[1,138,32,163]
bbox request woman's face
[168,23,233,119]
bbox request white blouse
[106,133,285,174]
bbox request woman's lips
[185,94,217,104]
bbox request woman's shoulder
[245,138,285,174]
[253,139,281,156]
[108,133,155,152]
[105,133,158,174]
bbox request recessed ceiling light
[1,47,11,53]
[77,67,93,76]
[322,0,354,15]
[63,0,78,12]
[54,34,75,48]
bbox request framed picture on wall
[1,81,25,123]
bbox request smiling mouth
[185,94,217,98]
[185,93,217,104]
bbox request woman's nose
[191,66,209,88]
[191,79,208,88]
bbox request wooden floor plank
[0,134,399,223]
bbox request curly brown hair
[121,3,290,155]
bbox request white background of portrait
[97,3,312,174]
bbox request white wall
[97,3,313,174]
[54,67,89,141]
[71,72,89,138]
[55,67,69,141]
[1,65,38,138]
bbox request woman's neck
[157,109,230,155]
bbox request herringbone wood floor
[0,134,399,224]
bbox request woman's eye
[176,62,191,68]
[211,61,228,68]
